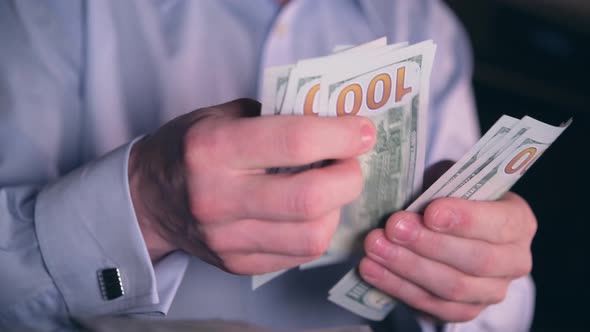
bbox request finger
[364,229,509,304]
[237,158,363,221]
[224,115,376,169]
[359,258,487,322]
[423,192,537,244]
[219,252,318,275]
[203,210,340,257]
[383,212,532,278]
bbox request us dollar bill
[323,41,437,319]
[255,39,390,288]
[320,41,436,256]
[406,115,518,212]
[330,115,570,320]
[455,118,571,200]
[260,65,294,116]
[281,38,391,116]
[252,269,289,291]
[328,270,395,321]
[254,39,435,290]
[422,116,563,205]
[257,37,571,320]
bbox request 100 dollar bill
[254,39,436,290]
[320,41,436,258]
[329,115,570,320]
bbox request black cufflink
[98,268,124,300]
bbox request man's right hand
[128,99,376,274]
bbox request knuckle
[445,277,469,302]
[471,245,495,277]
[514,211,537,244]
[183,133,201,168]
[185,123,227,167]
[502,194,538,243]
[302,223,331,257]
[189,194,221,223]
[422,227,445,256]
[498,215,514,243]
[291,180,324,219]
[490,285,509,304]
[282,124,309,161]
[383,278,404,299]
[411,293,432,312]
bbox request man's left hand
[359,192,537,322]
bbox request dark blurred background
[445,1,589,331]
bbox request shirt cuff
[125,251,190,316]
[35,140,159,316]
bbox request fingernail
[360,259,384,282]
[369,237,392,262]
[392,218,419,243]
[430,208,459,231]
[360,121,376,151]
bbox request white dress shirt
[0,0,533,331]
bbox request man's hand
[128,99,376,274]
[359,192,537,322]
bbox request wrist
[129,138,177,262]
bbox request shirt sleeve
[0,141,191,330]
[34,141,160,316]
[0,1,188,330]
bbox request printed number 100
[303,66,414,116]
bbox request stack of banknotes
[256,37,571,321]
